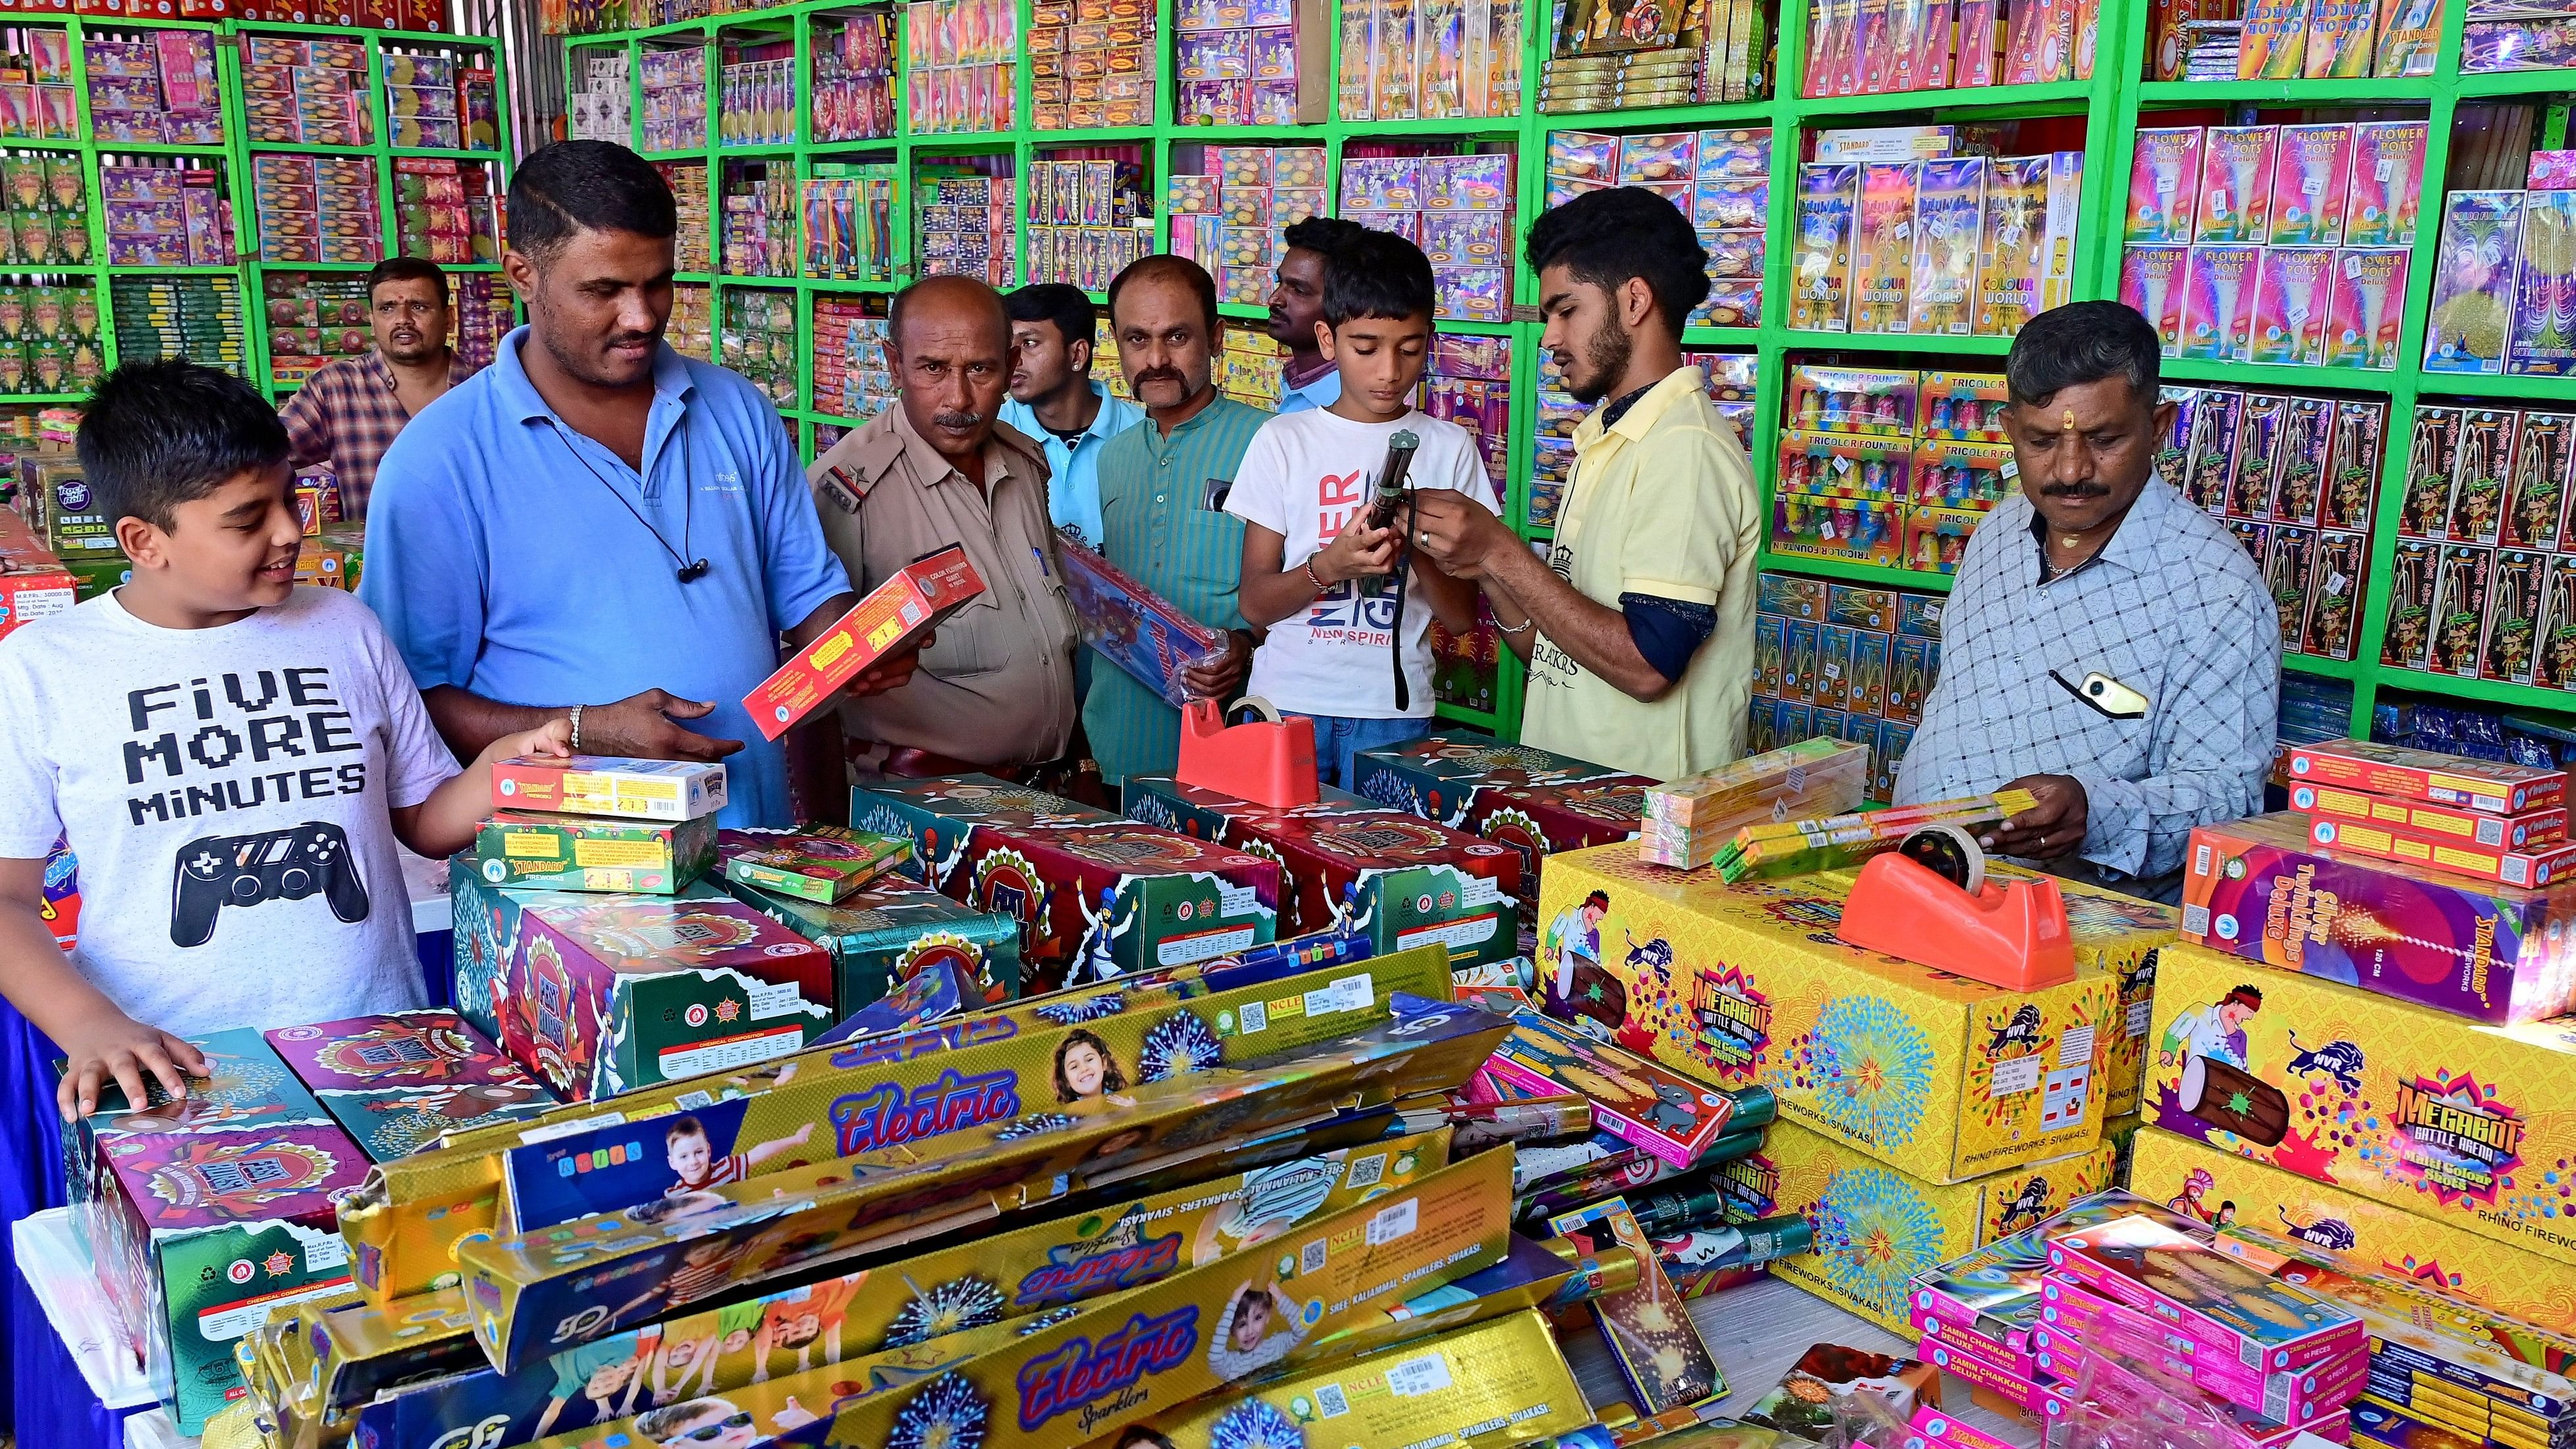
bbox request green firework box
[519,1146,1521,1448]
[470,809,720,894]
[458,999,1509,1371]
[1350,736,1652,904]
[67,1027,370,1434]
[719,874,1024,1008]
[1124,774,1524,971]
[717,823,914,902]
[853,774,1283,993]
[339,1130,1458,1447]
[337,948,1454,1304]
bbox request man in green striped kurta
[1085,257,1274,785]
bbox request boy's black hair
[77,360,290,532]
[1322,228,1435,328]
[1523,187,1710,339]
[1282,216,1368,264]
[2005,300,2162,407]
[366,255,449,305]
[507,140,678,260]
[1107,254,1221,337]
[1005,282,1098,351]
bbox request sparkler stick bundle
[1712,790,2037,881]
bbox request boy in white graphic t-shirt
[1227,229,1498,787]
[0,360,569,1119]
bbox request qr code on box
[1345,1152,1386,1190]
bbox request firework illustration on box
[722,872,1024,1008]
[1349,737,1649,906]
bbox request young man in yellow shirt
[1412,187,1760,780]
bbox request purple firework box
[1055,529,1226,706]
[264,1010,532,1091]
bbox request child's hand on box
[54,1002,209,1122]
[395,717,578,861]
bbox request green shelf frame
[560,0,2576,741]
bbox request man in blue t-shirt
[361,143,920,828]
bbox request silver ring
[1418,531,1431,546]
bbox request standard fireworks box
[1480,1004,1748,1168]
[337,948,1453,1304]
[854,774,1281,992]
[457,1004,1508,1372]
[1532,844,2164,1181]
[1124,774,1522,971]
[264,1010,557,1161]
[2291,779,2569,852]
[469,808,718,893]
[2306,810,2576,887]
[742,543,984,739]
[2288,740,2567,814]
[0,507,72,641]
[1350,736,1651,903]
[2150,943,2576,1265]
[67,1029,368,1435]
[349,1131,1456,1446]
[722,874,1024,1007]
[489,754,728,821]
[1761,1119,2118,1333]
[1910,1189,2215,1367]
[485,888,835,1100]
[2034,1268,2368,1421]
[716,823,910,902]
[2179,813,2576,1023]
[2046,1212,2367,1373]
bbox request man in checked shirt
[1893,302,2279,903]
[278,256,480,520]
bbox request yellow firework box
[336,947,1450,1303]
[1089,1306,1596,1448]
[460,1004,1509,1372]
[1763,1118,2121,1334]
[2148,942,2576,1265]
[1533,845,2169,1183]
[526,1150,1520,1449]
[2131,1127,2576,1335]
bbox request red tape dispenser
[1176,696,1318,808]
[1835,826,2073,990]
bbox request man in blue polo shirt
[360,142,917,828]
[997,283,1142,548]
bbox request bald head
[887,274,1014,478]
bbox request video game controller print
[170,822,370,947]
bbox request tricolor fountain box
[1124,774,1523,974]
[1349,736,1649,903]
[719,875,1024,1008]
[66,1028,368,1434]
[263,1010,558,1162]
[853,774,1279,992]
[487,887,835,1100]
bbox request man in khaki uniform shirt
[806,275,1080,777]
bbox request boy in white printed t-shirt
[0,360,570,1120]
[1227,229,1495,787]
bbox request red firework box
[2303,810,2576,887]
[1349,737,1650,904]
[68,1027,370,1434]
[1121,774,1523,974]
[2045,1214,2367,1375]
[743,544,985,739]
[853,774,1280,993]
[2288,779,2568,852]
[263,1011,559,1162]
[490,888,835,1101]
[2287,740,2568,815]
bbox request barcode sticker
[1386,1352,1452,1398]
[1345,1152,1387,1189]
[1366,1198,1418,1246]
[2056,1024,2097,1068]
[1304,974,1374,1018]
[674,1091,716,1110]
[1316,1383,1350,1417]
[1239,999,1269,1035]
[1301,1238,1329,1274]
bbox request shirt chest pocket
[1176,507,1245,597]
[2048,640,2164,764]
[922,591,1012,677]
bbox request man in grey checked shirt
[1894,301,2279,903]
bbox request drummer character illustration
[2157,983,2262,1071]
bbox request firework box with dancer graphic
[1056,528,1229,706]
[741,543,985,739]
[853,774,1281,992]
[459,1005,1512,1373]
[2131,1125,2576,1335]
[336,948,1453,1304]
[1350,736,1651,905]
[265,1010,560,1161]
[66,1027,372,1434]
[2149,941,2576,1265]
[523,1147,1522,1449]
[1531,843,2166,1183]
[471,809,720,894]
[337,1130,1459,1448]
[721,873,1024,1008]
[1760,1118,2117,1334]
[2179,814,2576,1024]
[1122,773,1523,970]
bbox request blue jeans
[1292,713,1429,790]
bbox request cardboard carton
[469,809,717,893]
[716,823,909,902]
[722,875,1024,1008]
[489,755,728,822]
[742,545,983,739]
[1351,736,1649,904]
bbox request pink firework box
[2267,124,2354,246]
[2045,1216,2365,1374]
[2251,247,2335,366]
[1478,1004,1744,1168]
[1909,1405,2024,1449]
[2123,245,2190,351]
[264,1010,528,1092]
[1852,161,1921,334]
[2198,127,2281,244]
[2129,128,2206,244]
[2039,1270,2366,1421]
[2183,245,2262,362]
[2344,120,2429,249]
[2075,1331,2360,1449]
[1918,1331,2076,1427]
[2325,248,2410,370]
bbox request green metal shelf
[1756,550,1957,593]
[2414,373,2576,403]
[2161,357,2404,393]
[2284,654,2366,681]
[1777,330,2016,355]
[2135,76,2437,104]
[2374,668,2576,714]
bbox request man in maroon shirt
[278,256,480,519]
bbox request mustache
[1133,369,1185,387]
[2041,483,2110,497]
[931,409,987,429]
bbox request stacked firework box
[2277,737,2576,892]
[1641,736,1871,869]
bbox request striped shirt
[1084,393,1273,784]
[278,349,480,520]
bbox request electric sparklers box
[1762,1119,2118,1334]
[854,774,1281,993]
[743,543,985,739]
[489,754,728,822]
[469,809,718,894]
[722,874,1024,1008]
[1351,737,1650,905]
[1124,774,1522,971]
[2179,813,2576,1023]
[1531,845,2160,1182]
[2150,943,2576,1267]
